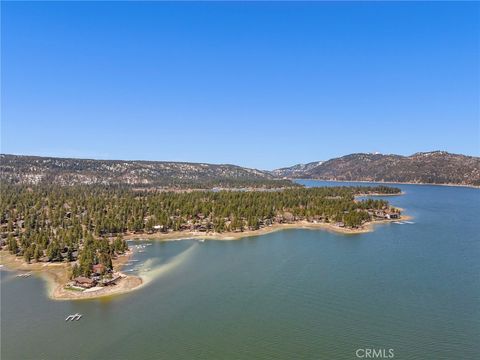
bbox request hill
[270,161,324,178]
[2,151,478,188]
[272,151,480,186]
[0,154,293,189]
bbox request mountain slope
[270,161,324,178]
[0,154,292,188]
[2,151,478,188]
[273,151,480,186]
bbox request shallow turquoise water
[2,182,479,359]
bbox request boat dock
[393,221,415,225]
[65,313,82,321]
[16,273,32,278]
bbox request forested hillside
[0,154,294,189]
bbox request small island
[0,184,407,300]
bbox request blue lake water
[1,181,479,359]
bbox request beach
[124,211,413,242]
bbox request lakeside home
[73,276,95,289]
[71,272,125,289]
[371,210,400,220]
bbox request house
[283,212,295,222]
[373,209,400,219]
[73,276,96,288]
[92,263,106,275]
[385,212,399,219]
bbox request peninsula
[1,183,406,300]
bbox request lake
[1,181,479,359]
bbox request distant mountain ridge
[1,151,479,188]
[0,154,289,188]
[272,151,480,187]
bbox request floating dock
[65,313,82,321]
[16,273,32,278]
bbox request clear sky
[1,1,479,170]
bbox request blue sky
[1,1,479,169]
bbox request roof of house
[92,264,105,272]
[74,276,95,284]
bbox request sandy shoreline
[0,250,144,301]
[125,221,376,242]
[51,275,143,301]
[354,192,406,197]
[1,215,411,301]
[123,212,412,242]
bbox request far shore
[354,192,406,197]
[294,178,480,189]
[1,214,412,301]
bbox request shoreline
[1,215,411,301]
[124,215,413,242]
[354,192,405,197]
[294,178,480,189]
[125,220,384,242]
[0,250,144,301]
